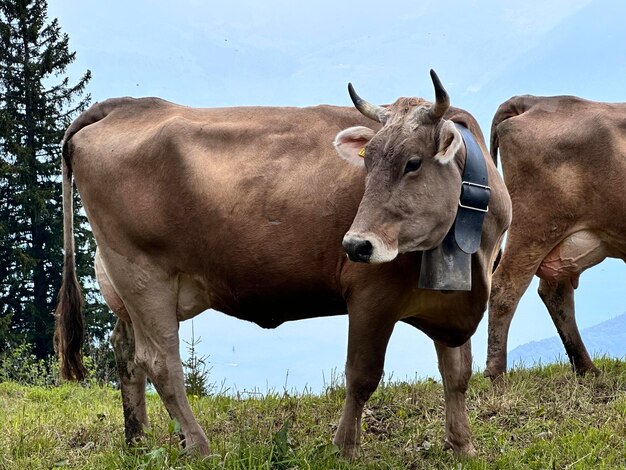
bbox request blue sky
[48,0,625,393]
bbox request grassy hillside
[1,358,626,469]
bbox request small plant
[182,321,213,397]
[122,419,186,470]
[84,337,118,387]
[0,343,59,386]
[0,339,117,388]
[271,419,295,469]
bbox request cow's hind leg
[96,251,149,443]
[333,303,395,458]
[435,340,476,457]
[485,237,545,379]
[111,318,149,443]
[98,250,209,454]
[128,294,209,453]
[537,279,599,376]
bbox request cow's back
[494,96,626,236]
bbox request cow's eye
[404,157,422,174]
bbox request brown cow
[485,95,626,379]
[55,71,511,457]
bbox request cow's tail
[490,95,540,167]
[54,145,87,381]
[54,100,119,381]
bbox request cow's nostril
[355,240,373,262]
[343,238,373,263]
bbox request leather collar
[453,123,490,254]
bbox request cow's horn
[348,83,386,123]
[428,69,450,120]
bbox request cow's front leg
[333,308,395,458]
[537,279,599,376]
[434,339,476,457]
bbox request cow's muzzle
[342,237,373,263]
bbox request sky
[47,0,626,394]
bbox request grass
[1,357,625,469]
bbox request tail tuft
[54,262,87,381]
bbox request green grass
[1,358,626,469]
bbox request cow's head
[336,70,464,263]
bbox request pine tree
[0,0,111,358]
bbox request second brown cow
[486,94,626,379]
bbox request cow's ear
[434,120,463,164]
[333,126,376,167]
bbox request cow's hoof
[179,430,210,456]
[341,446,359,460]
[125,434,147,449]
[333,437,359,460]
[575,365,601,377]
[483,367,505,382]
[337,442,360,460]
[180,440,210,456]
[444,439,477,458]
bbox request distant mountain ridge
[508,312,626,367]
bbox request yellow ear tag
[358,147,366,158]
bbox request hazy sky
[48,0,625,393]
